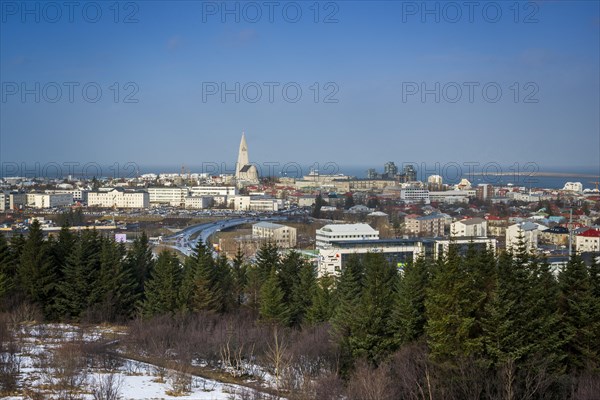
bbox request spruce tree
[91,239,138,321]
[231,247,247,307]
[213,254,234,313]
[558,254,598,371]
[348,253,398,364]
[0,234,15,300]
[259,268,290,326]
[306,274,335,324]
[255,242,280,281]
[126,232,155,298]
[425,243,486,361]
[55,230,101,319]
[331,255,364,373]
[391,256,430,346]
[142,250,182,317]
[18,220,57,315]
[289,257,317,327]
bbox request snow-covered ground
[2,323,275,400]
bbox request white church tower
[235,131,259,187]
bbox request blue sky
[1,0,599,174]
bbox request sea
[136,164,600,191]
[2,162,599,191]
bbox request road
[161,215,289,257]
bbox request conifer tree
[558,254,598,371]
[142,250,182,317]
[255,242,280,281]
[0,234,15,300]
[306,274,335,324]
[259,268,290,326]
[213,253,234,313]
[180,240,212,311]
[55,230,101,319]
[348,253,398,364]
[91,239,138,321]
[231,247,247,307]
[391,256,430,346]
[18,220,57,315]
[425,243,486,361]
[126,232,155,298]
[289,257,317,326]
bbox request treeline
[1,220,600,398]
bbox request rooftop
[253,222,287,230]
[318,223,378,234]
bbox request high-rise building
[384,161,398,178]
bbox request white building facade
[316,223,379,249]
[88,188,149,208]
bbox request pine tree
[306,274,335,324]
[18,220,57,315]
[425,243,486,361]
[142,250,182,317]
[126,232,155,298]
[55,230,101,319]
[0,234,15,300]
[558,254,598,371]
[259,268,290,326]
[213,254,234,313]
[231,247,247,307]
[289,256,317,327]
[91,239,138,321]
[332,255,364,373]
[391,256,430,346]
[255,242,280,281]
[348,253,398,364]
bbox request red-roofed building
[576,228,600,253]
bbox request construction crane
[589,181,600,191]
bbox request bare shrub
[0,313,20,395]
[166,361,193,396]
[388,343,436,400]
[347,359,394,400]
[310,372,345,400]
[572,369,600,400]
[50,342,88,400]
[91,373,123,400]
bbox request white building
[505,221,547,252]
[184,196,212,209]
[0,192,5,211]
[190,186,237,197]
[147,187,189,206]
[46,189,87,202]
[317,237,496,277]
[400,188,430,204]
[30,193,73,209]
[316,223,379,249]
[231,196,283,212]
[87,188,149,209]
[429,190,470,204]
[252,222,297,248]
[575,229,600,253]
[451,217,488,237]
[563,182,583,193]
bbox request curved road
[162,215,289,257]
